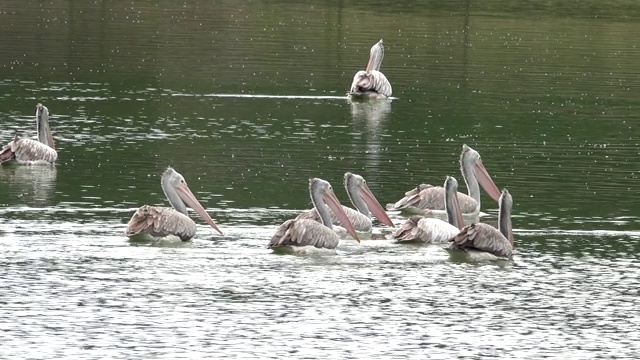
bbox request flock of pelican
[1,40,516,261]
[264,145,514,261]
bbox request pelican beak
[175,181,224,236]
[322,189,360,243]
[365,40,384,73]
[474,160,501,202]
[453,192,465,230]
[365,53,376,74]
[360,183,394,227]
[36,104,56,150]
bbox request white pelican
[296,172,394,233]
[349,39,392,99]
[0,103,58,165]
[269,178,360,254]
[125,167,223,242]
[393,176,464,244]
[448,189,514,261]
[387,144,501,222]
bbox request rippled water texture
[1,1,640,358]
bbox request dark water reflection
[1,0,640,358]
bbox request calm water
[2,1,640,358]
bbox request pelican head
[36,103,55,150]
[444,175,457,191]
[498,189,514,245]
[366,39,385,73]
[161,167,223,235]
[309,178,360,242]
[444,176,464,229]
[460,144,501,202]
[344,172,393,226]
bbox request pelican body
[269,178,360,254]
[0,104,58,165]
[393,176,464,244]
[126,167,223,242]
[387,144,501,222]
[349,39,392,99]
[448,189,514,261]
[296,172,394,233]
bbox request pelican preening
[393,176,464,244]
[349,39,392,99]
[269,178,360,254]
[296,172,394,233]
[448,189,514,261]
[0,103,58,165]
[125,167,223,242]
[387,144,501,222]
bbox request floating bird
[125,167,223,242]
[269,178,360,254]
[387,144,501,222]
[349,39,392,99]
[393,176,464,244]
[0,103,58,165]
[296,172,394,233]
[448,189,514,261]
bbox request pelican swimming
[269,178,360,254]
[125,167,223,242]
[0,103,58,165]
[387,144,501,222]
[448,189,514,261]
[296,172,394,233]
[349,39,392,99]
[393,176,464,244]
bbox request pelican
[0,103,58,165]
[125,167,223,242]
[448,189,514,261]
[349,39,392,99]
[269,178,360,254]
[296,172,394,233]
[393,176,464,244]
[387,144,501,222]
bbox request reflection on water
[0,165,57,207]
[349,99,392,175]
[349,99,392,135]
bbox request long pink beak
[176,182,224,236]
[474,160,501,202]
[360,184,394,227]
[323,189,360,243]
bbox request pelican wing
[350,70,392,98]
[450,223,512,258]
[387,184,433,210]
[295,208,321,222]
[389,185,444,210]
[389,185,478,214]
[393,216,459,244]
[268,219,340,249]
[0,137,58,164]
[296,205,372,232]
[125,205,197,241]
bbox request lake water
[1,1,640,358]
